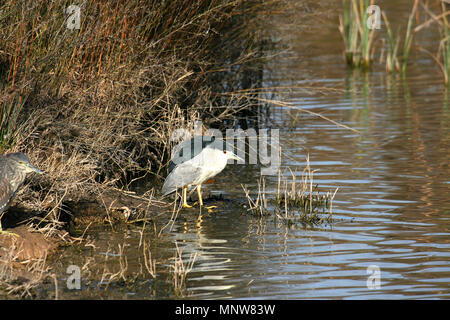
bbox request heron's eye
[223,150,227,154]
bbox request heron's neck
[6,163,26,190]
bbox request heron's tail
[162,176,176,196]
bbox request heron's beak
[230,154,243,162]
[28,164,43,174]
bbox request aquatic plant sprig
[381,11,400,73]
[242,156,338,226]
[401,0,419,74]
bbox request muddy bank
[0,224,64,297]
[0,225,60,261]
[65,189,168,226]
[0,188,168,296]
[1,188,166,255]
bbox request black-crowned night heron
[162,136,241,210]
[0,152,42,236]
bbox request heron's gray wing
[0,180,15,215]
[168,136,222,174]
[162,159,204,196]
[0,156,17,214]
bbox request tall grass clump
[0,0,271,214]
[381,1,415,74]
[339,0,377,69]
[242,157,338,227]
[438,3,450,85]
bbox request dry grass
[0,0,273,228]
[432,2,450,85]
[414,1,450,84]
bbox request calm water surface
[53,1,449,299]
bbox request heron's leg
[196,184,217,212]
[0,220,19,238]
[182,186,193,208]
[196,185,203,206]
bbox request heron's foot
[0,230,20,238]
[182,203,194,209]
